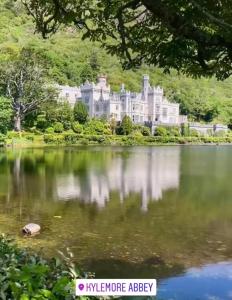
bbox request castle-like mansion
[58,75,187,125]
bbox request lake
[0,145,232,299]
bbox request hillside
[0,0,232,124]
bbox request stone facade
[58,75,183,125]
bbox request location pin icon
[78,284,84,291]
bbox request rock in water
[22,223,41,236]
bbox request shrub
[36,113,47,131]
[0,235,93,299]
[189,129,200,137]
[54,122,64,133]
[167,126,180,137]
[25,134,34,141]
[140,126,151,136]
[120,115,133,135]
[154,126,168,136]
[72,122,83,134]
[7,131,21,139]
[84,119,105,135]
[80,138,89,145]
[64,133,80,144]
[45,127,55,134]
[44,134,65,144]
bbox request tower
[142,74,150,101]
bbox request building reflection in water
[55,147,180,211]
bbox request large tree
[0,49,57,131]
[22,0,232,79]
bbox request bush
[154,126,168,136]
[84,119,105,135]
[45,127,55,134]
[167,126,180,137]
[7,131,21,139]
[0,235,93,299]
[140,126,151,136]
[189,129,200,137]
[25,134,34,141]
[72,122,83,134]
[54,122,64,133]
[120,115,133,135]
[44,134,65,144]
[36,113,47,131]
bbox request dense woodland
[0,0,232,132]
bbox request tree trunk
[14,114,21,132]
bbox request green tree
[23,0,232,79]
[120,115,133,135]
[0,48,57,131]
[0,97,13,133]
[74,101,88,124]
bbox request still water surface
[0,146,232,299]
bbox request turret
[142,74,150,100]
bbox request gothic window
[85,96,89,103]
[65,92,69,98]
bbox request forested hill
[1,0,232,124]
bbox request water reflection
[55,147,180,211]
[158,261,232,300]
[0,146,232,298]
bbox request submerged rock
[22,223,41,236]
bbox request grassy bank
[1,132,232,148]
[0,235,91,299]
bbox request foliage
[54,122,64,133]
[0,235,81,299]
[0,134,6,146]
[74,101,88,124]
[189,129,200,137]
[84,119,111,135]
[0,97,13,133]
[120,116,133,135]
[154,126,168,137]
[0,48,57,131]
[36,113,47,131]
[43,132,232,146]
[44,101,73,130]
[72,122,83,134]
[23,0,232,80]
[45,127,54,134]
[133,125,151,136]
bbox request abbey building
[58,75,186,125]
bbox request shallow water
[0,145,232,299]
